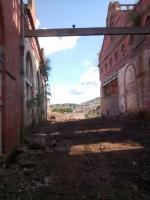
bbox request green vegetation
[52,107,73,114]
[26,87,45,123]
[26,57,51,125]
[40,57,52,78]
[85,109,97,119]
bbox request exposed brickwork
[0,0,21,156]
[24,3,47,126]
[0,0,47,158]
[99,0,150,116]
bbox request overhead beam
[25,27,150,38]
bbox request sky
[32,0,136,104]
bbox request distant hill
[80,97,100,107]
[75,97,101,114]
[51,103,77,109]
[50,97,101,114]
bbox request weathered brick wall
[1,0,21,157]
[23,2,47,126]
[118,48,150,115]
[99,0,150,116]
[24,38,41,126]
[0,2,4,155]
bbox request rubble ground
[0,118,150,200]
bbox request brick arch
[25,51,33,82]
[124,64,139,113]
[24,51,35,125]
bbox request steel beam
[25,27,150,38]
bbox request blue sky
[33,0,137,104]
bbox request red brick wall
[100,0,150,83]
[99,0,150,115]
[1,0,21,156]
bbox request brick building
[0,0,47,158]
[99,0,150,117]
[23,1,48,126]
[0,0,22,157]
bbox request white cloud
[39,36,79,55]
[35,19,40,29]
[80,66,99,86]
[82,60,91,68]
[51,64,100,104]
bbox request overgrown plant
[26,57,51,125]
[27,84,51,124]
[41,57,52,78]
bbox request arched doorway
[24,51,33,125]
[124,65,138,113]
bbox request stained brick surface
[0,0,21,157]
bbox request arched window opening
[25,52,33,105]
[105,62,108,72]
[121,44,125,56]
[145,16,150,26]
[109,57,112,67]
[129,35,134,45]
[26,53,32,82]
[115,51,118,61]
[36,71,40,93]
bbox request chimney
[109,1,121,11]
[28,0,36,26]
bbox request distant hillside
[75,97,101,114]
[49,97,101,120]
[50,97,101,115]
[51,103,77,109]
[80,97,100,107]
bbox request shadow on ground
[0,118,150,200]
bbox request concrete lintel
[25,27,150,38]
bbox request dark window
[121,44,125,56]
[129,35,134,45]
[115,51,118,61]
[109,57,112,66]
[25,52,33,110]
[36,72,40,92]
[26,53,32,82]
[105,63,108,72]
[145,16,150,26]
[104,86,110,97]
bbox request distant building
[0,0,47,158]
[99,0,150,117]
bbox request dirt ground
[48,111,86,122]
[0,117,150,200]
